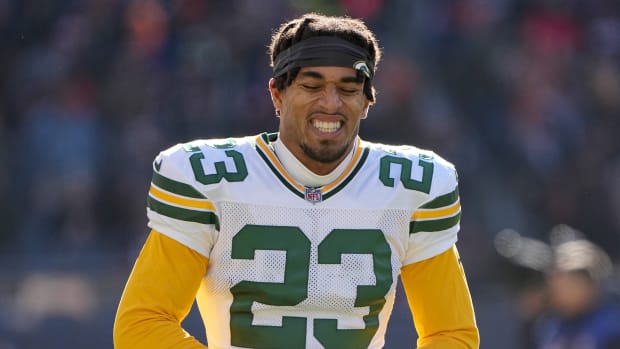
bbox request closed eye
[301,84,321,91]
[340,88,360,94]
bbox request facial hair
[300,139,350,164]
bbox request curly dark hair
[268,13,381,103]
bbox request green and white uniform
[146,133,461,349]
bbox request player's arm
[401,245,479,349]
[114,230,209,349]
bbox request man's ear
[361,99,370,119]
[269,78,282,115]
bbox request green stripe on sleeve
[420,187,459,209]
[409,212,461,234]
[148,196,219,228]
[152,171,205,198]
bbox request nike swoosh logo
[154,158,163,171]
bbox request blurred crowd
[496,224,620,348]
[1,0,620,348]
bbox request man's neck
[272,138,356,187]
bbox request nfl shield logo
[304,187,322,203]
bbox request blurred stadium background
[1,0,619,348]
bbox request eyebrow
[299,70,362,83]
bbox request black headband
[272,36,374,80]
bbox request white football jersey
[146,133,461,349]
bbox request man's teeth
[313,120,341,133]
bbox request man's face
[269,66,370,175]
[547,270,598,318]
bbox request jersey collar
[255,133,369,202]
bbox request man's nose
[319,84,343,111]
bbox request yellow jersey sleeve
[114,230,209,349]
[401,246,479,349]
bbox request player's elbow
[113,305,152,348]
[458,325,480,349]
[113,309,135,349]
[112,325,127,349]
[418,326,480,349]
[114,306,205,348]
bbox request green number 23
[230,225,393,349]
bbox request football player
[114,13,479,349]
